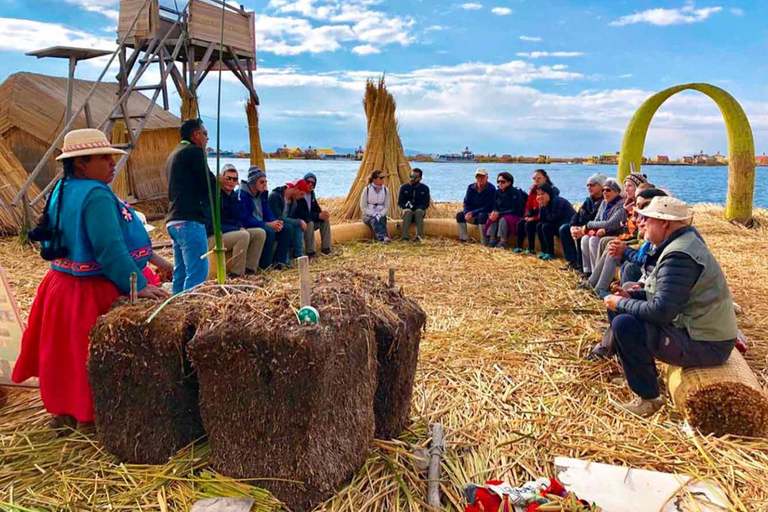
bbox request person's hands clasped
[489,211,500,222]
[596,228,607,237]
[607,240,627,258]
[319,211,330,221]
[267,220,284,232]
[138,285,169,300]
[300,220,308,232]
[603,293,623,312]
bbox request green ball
[298,306,320,325]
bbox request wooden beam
[197,58,217,86]
[159,51,169,110]
[298,256,311,308]
[84,102,93,128]
[193,42,216,87]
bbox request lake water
[210,158,768,208]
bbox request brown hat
[624,172,649,188]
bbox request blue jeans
[363,215,389,241]
[260,224,292,269]
[559,224,579,266]
[284,222,304,258]
[168,221,209,294]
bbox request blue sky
[0,0,766,157]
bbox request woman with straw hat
[603,196,738,417]
[13,129,168,432]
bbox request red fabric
[142,266,161,286]
[542,479,567,497]
[524,186,540,220]
[464,481,504,512]
[12,270,122,422]
[525,505,540,512]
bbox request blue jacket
[462,183,496,217]
[205,189,243,236]
[539,195,576,226]
[493,186,527,217]
[237,181,277,229]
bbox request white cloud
[256,0,416,55]
[352,44,380,55]
[730,7,744,16]
[461,3,483,10]
[491,7,513,16]
[610,2,723,27]
[0,17,116,52]
[516,51,585,58]
[519,35,542,42]
[63,0,120,21]
[618,74,633,78]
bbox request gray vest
[645,230,737,341]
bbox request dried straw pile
[89,301,204,464]
[0,135,42,236]
[338,78,413,220]
[666,350,768,437]
[246,97,266,172]
[318,269,427,439]
[1,205,768,512]
[188,279,378,512]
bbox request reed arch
[617,83,756,225]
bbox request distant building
[655,155,670,164]
[713,151,728,165]
[355,146,364,159]
[276,145,303,157]
[756,155,768,166]
[314,148,335,159]
[598,152,619,165]
[681,156,694,165]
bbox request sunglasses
[224,176,238,182]
[602,187,613,192]
[497,179,508,184]
[306,180,316,186]
[374,176,384,180]
[410,174,420,179]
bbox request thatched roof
[0,136,42,235]
[0,71,180,146]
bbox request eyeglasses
[224,176,238,182]
[602,187,613,192]
[497,179,508,184]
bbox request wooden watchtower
[13,0,259,208]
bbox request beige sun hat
[475,168,488,177]
[641,196,693,222]
[55,129,127,161]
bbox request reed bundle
[338,78,412,220]
[181,90,199,121]
[109,119,131,199]
[0,136,42,236]
[245,97,266,172]
[1,205,768,511]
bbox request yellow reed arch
[617,83,755,224]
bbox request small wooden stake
[298,256,311,308]
[388,268,396,289]
[130,272,138,304]
[427,422,444,510]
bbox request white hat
[641,196,693,222]
[475,168,488,177]
[56,129,127,161]
[136,211,155,232]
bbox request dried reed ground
[1,203,767,511]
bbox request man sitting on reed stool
[398,168,431,242]
[293,172,332,257]
[603,197,737,417]
[456,168,495,244]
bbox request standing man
[559,173,606,272]
[294,172,332,257]
[604,197,737,416]
[268,179,312,262]
[166,119,216,293]
[456,168,495,244]
[206,164,266,276]
[398,167,431,241]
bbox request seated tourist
[398,167,431,242]
[237,167,292,270]
[457,168,496,244]
[577,178,626,277]
[269,179,312,260]
[361,170,391,242]
[514,169,559,254]
[594,172,651,260]
[560,173,606,271]
[294,172,332,257]
[535,183,576,260]
[205,164,267,277]
[485,172,527,249]
[586,188,667,298]
[603,196,737,417]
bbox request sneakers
[560,262,579,272]
[512,247,522,253]
[523,249,533,255]
[618,396,664,417]
[498,241,508,250]
[538,253,554,261]
[321,248,332,256]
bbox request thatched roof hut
[0,72,180,204]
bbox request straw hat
[56,129,127,161]
[641,196,693,222]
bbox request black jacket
[570,195,603,227]
[493,186,527,216]
[205,189,243,236]
[618,227,705,325]
[539,196,577,226]
[398,182,431,211]
[293,191,323,223]
[166,142,216,224]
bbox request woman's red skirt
[12,270,121,422]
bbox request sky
[0,0,766,157]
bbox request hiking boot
[321,248,332,256]
[577,281,592,290]
[413,236,423,243]
[487,239,498,248]
[560,262,579,272]
[618,396,664,417]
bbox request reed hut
[339,78,413,220]
[0,136,42,235]
[0,72,180,204]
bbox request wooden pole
[65,56,77,123]
[388,268,396,289]
[130,272,138,303]
[298,256,311,308]
[427,422,444,511]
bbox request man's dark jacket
[166,142,216,224]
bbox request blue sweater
[237,183,277,229]
[462,183,496,217]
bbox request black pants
[537,222,560,256]
[455,211,489,225]
[611,313,734,399]
[620,261,642,285]
[516,220,539,249]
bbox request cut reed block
[665,349,768,437]
[188,285,377,512]
[89,302,204,464]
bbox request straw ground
[1,204,767,511]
